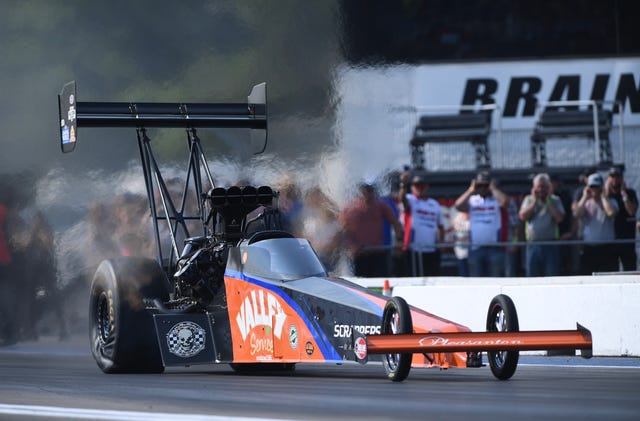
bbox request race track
[1,336,639,421]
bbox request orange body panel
[225,275,325,363]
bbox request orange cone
[383,279,391,297]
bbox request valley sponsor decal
[249,332,273,360]
[233,287,287,360]
[236,289,287,340]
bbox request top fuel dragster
[58,81,592,381]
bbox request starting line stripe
[0,404,292,421]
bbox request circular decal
[354,336,367,360]
[167,321,206,358]
[289,324,298,350]
[305,341,315,356]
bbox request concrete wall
[347,275,640,357]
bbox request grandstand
[338,0,639,198]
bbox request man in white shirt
[399,172,443,276]
[454,171,508,277]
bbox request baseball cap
[412,173,428,184]
[475,171,491,185]
[587,173,604,187]
[358,175,377,188]
[608,166,623,176]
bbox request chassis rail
[361,323,592,358]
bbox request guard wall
[348,275,640,356]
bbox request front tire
[381,296,413,382]
[486,294,520,380]
[89,257,170,373]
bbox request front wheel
[381,296,413,382]
[486,294,520,380]
[89,257,170,373]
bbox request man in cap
[573,172,619,274]
[454,171,509,277]
[605,166,638,270]
[398,171,443,276]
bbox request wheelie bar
[364,323,592,358]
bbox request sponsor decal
[305,341,315,356]
[333,324,381,338]
[418,336,522,347]
[61,126,70,143]
[289,324,298,350]
[461,74,640,118]
[342,58,640,133]
[60,119,65,128]
[354,336,367,360]
[107,290,114,332]
[69,93,74,105]
[235,289,286,341]
[68,105,76,122]
[69,126,76,143]
[250,331,273,356]
[167,321,206,358]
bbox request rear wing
[57,80,267,152]
[56,81,269,279]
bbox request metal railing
[358,236,640,277]
[533,99,625,166]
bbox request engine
[171,184,277,306]
[174,239,227,305]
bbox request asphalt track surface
[1,336,639,421]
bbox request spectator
[573,173,618,274]
[454,171,509,277]
[605,166,638,271]
[569,167,598,275]
[518,173,565,276]
[23,211,60,340]
[452,211,470,276]
[300,187,342,273]
[0,189,30,344]
[398,172,444,276]
[277,177,303,236]
[0,198,14,344]
[339,181,403,277]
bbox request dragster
[57,81,592,381]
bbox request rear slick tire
[89,257,169,373]
[381,296,413,382]
[486,294,520,380]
